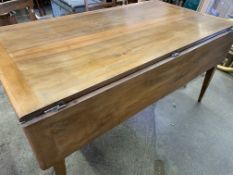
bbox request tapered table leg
[198,67,216,102]
[53,160,66,175]
[34,0,46,16]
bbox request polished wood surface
[0,1,232,122]
[23,30,233,170]
[1,1,233,174]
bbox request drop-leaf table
[0,1,232,174]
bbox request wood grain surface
[24,31,233,169]
[0,1,232,121]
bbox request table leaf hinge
[171,52,180,57]
[44,102,67,114]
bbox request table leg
[198,67,215,102]
[53,160,67,175]
[34,0,46,16]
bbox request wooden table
[0,1,232,174]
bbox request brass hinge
[44,102,67,114]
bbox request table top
[0,1,232,122]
